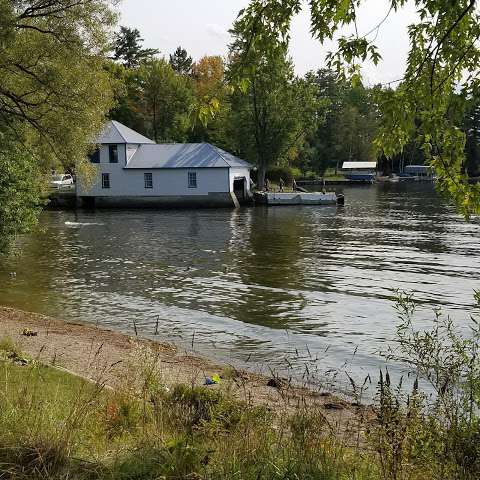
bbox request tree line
[1,1,480,252]
[108,26,381,188]
[108,26,480,189]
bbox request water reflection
[0,183,479,384]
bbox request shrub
[163,384,260,434]
[371,291,480,480]
[266,166,295,182]
[290,167,302,179]
[104,394,141,439]
[0,336,21,358]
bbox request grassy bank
[0,344,374,480]
[1,296,480,480]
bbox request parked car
[50,174,74,189]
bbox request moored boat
[341,161,377,183]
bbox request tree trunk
[153,95,158,142]
[257,162,267,190]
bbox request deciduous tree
[228,28,320,188]
[189,56,232,146]
[0,0,116,251]
[236,0,480,215]
[464,93,480,177]
[107,62,147,135]
[0,133,44,253]
[139,59,193,142]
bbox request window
[102,173,110,189]
[109,145,118,163]
[89,149,100,164]
[188,172,197,188]
[144,173,153,189]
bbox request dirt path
[0,305,365,434]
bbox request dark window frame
[109,145,118,164]
[101,173,110,189]
[188,171,197,189]
[144,172,153,189]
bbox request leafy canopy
[1,0,116,167]
[188,56,232,146]
[0,132,44,254]
[236,0,480,216]
[0,0,117,251]
[139,59,194,143]
[228,24,323,188]
[302,69,379,176]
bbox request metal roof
[126,143,252,169]
[96,120,155,145]
[342,162,377,169]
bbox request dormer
[91,121,155,166]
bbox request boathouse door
[233,177,247,202]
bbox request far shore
[0,305,366,430]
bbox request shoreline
[0,305,365,427]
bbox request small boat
[389,174,400,183]
[255,191,344,206]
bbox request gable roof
[96,120,155,145]
[125,143,251,169]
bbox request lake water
[1,183,479,389]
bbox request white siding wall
[77,144,126,196]
[77,144,231,197]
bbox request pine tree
[113,26,159,69]
[169,46,193,75]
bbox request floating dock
[255,192,344,206]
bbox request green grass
[319,168,345,181]
[0,335,21,357]
[0,354,376,480]
[323,175,346,181]
[0,360,107,479]
[1,307,479,480]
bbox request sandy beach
[0,305,365,431]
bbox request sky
[118,0,418,85]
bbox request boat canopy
[342,162,377,170]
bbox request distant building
[77,121,252,208]
[341,162,377,182]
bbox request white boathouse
[77,121,252,208]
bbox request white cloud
[120,0,417,79]
[206,23,230,40]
